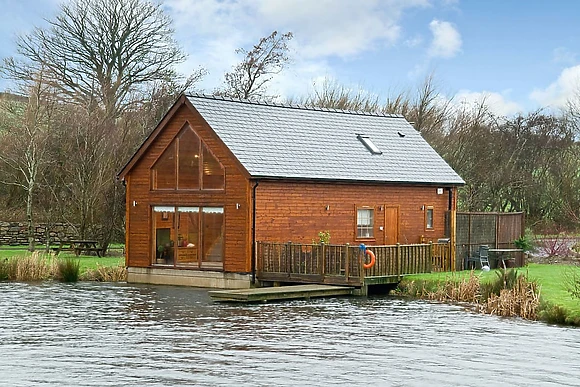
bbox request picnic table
[52,240,105,257]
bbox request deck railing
[256,241,452,286]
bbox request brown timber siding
[255,180,452,246]
[125,104,251,273]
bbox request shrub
[57,257,80,282]
[537,300,569,325]
[514,230,535,252]
[563,266,580,299]
[0,258,9,280]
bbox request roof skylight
[357,134,382,155]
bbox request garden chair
[478,245,490,269]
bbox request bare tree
[2,0,189,120]
[0,0,201,248]
[0,72,57,250]
[218,31,293,100]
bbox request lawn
[0,248,124,273]
[405,263,580,317]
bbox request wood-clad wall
[125,104,251,273]
[254,180,452,246]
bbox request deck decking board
[209,284,354,303]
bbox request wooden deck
[209,284,354,303]
[256,241,452,287]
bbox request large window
[152,205,224,268]
[357,208,374,238]
[152,125,224,190]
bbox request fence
[456,212,525,268]
[256,241,452,286]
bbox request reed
[80,264,127,282]
[6,252,57,281]
[480,274,541,320]
[425,272,480,303]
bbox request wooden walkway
[209,284,354,303]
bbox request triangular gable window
[152,125,224,190]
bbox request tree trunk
[26,185,35,252]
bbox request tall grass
[80,264,127,282]
[0,252,125,283]
[0,252,57,281]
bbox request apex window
[151,124,225,190]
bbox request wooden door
[384,206,399,245]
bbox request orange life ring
[363,249,376,269]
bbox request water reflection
[0,282,579,386]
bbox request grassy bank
[0,249,126,282]
[399,264,580,326]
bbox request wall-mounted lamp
[236,203,241,209]
[379,205,384,211]
[437,188,444,195]
[132,200,137,207]
[421,205,425,211]
[325,205,330,211]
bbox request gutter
[251,180,259,285]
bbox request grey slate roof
[187,94,464,185]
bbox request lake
[1,282,579,386]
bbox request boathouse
[117,94,464,288]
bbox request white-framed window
[357,208,374,238]
[425,206,434,230]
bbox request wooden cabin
[117,94,464,288]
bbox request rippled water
[1,282,579,386]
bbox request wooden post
[320,242,326,280]
[429,241,433,273]
[286,241,292,276]
[344,243,350,282]
[396,243,401,278]
[450,209,457,272]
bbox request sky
[1,0,580,116]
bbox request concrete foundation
[127,267,252,289]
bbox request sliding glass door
[152,205,224,269]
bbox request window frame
[150,123,225,192]
[151,204,225,270]
[425,205,434,231]
[356,206,375,240]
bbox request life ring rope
[363,249,376,269]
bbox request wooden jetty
[209,284,354,303]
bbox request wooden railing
[256,241,452,286]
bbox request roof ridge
[186,93,405,119]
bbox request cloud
[454,90,522,117]
[256,0,430,58]
[428,19,462,58]
[552,47,577,64]
[163,0,432,95]
[530,65,580,108]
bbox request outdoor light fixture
[132,201,137,207]
[236,203,241,209]
[325,205,330,211]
